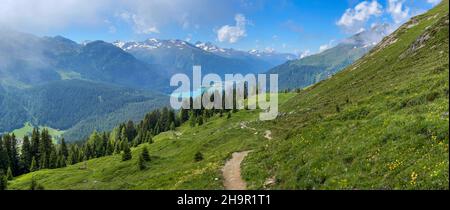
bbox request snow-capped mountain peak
[195,42,226,53]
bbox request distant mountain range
[268,24,390,90]
[113,39,295,79]
[0,30,295,141]
[0,30,168,140]
[0,24,389,141]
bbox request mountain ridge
[268,23,391,90]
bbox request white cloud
[299,50,311,59]
[185,34,193,42]
[0,0,239,35]
[427,0,442,6]
[118,11,159,34]
[387,0,410,24]
[0,0,111,31]
[264,47,275,53]
[216,14,248,43]
[318,40,335,53]
[104,19,117,34]
[319,44,331,53]
[337,0,383,33]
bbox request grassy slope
[9,94,294,190]
[243,1,449,190]
[11,122,64,143]
[8,1,449,190]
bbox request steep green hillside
[244,1,449,189]
[268,24,389,90]
[7,1,449,190]
[8,94,294,190]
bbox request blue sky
[0,0,441,55]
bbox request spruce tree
[30,177,44,190]
[126,120,137,142]
[49,150,57,169]
[189,112,197,127]
[58,155,67,168]
[88,131,103,158]
[39,129,52,169]
[0,141,7,173]
[60,138,69,159]
[0,172,6,190]
[30,157,37,172]
[6,167,13,180]
[180,108,190,123]
[197,116,204,126]
[4,134,20,176]
[137,154,146,170]
[120,127,128,143]
[121,142,132,161]
[141,146,150,161]
[146,131,153,144]
[39,152,48,169]
[21,136,32,172]
[106,139,114,156]
[30,128,40,164]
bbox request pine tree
[146,131,153,144]
[39,129,52,169]
[141,146,150,161]
[137,154,146,170]
[121,142,132,161]
[0,171,7,190]
[4,134,20,176]
[189,112,197,127]
[120,127,128,143]
[6,167,13,180]
[126,120,137,142]
[101,132,109,155]
[180,108,190,123]
[39,152,48,169]
[30,157,37,172]
[20,136,32,172]
[106,139,114,156]
[153,121,161,135]
[170,122,176,131]
[56,153,66,168]
[68,145,79,165]
[88,131,104,158]
[49,150,57,169]
[60,138,69,159]
[197,116,204,126]
[30,177,44,190]
[30,128,40,165]
[0,141,7,173]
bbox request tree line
[0,89,245,190]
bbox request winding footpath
[222,122,273,189]
[222,151,251,190]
